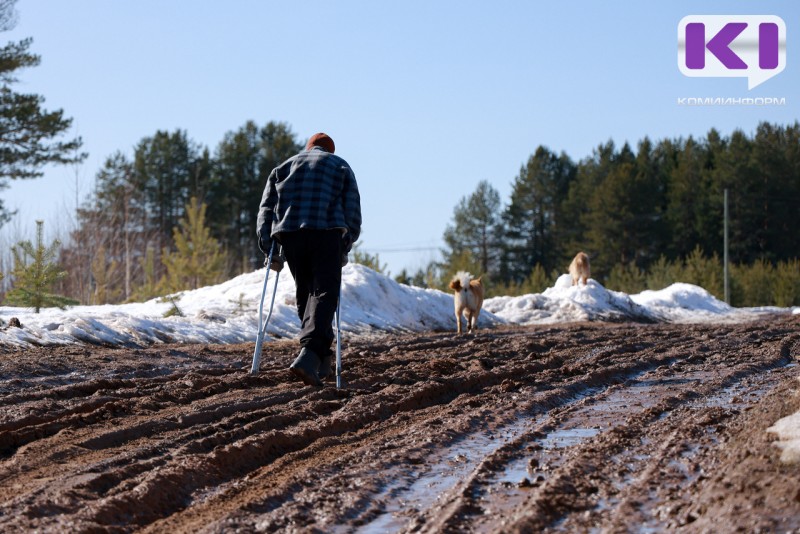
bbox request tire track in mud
[351,329,798,533]
[0,318,798,533]
[428,346,794,533]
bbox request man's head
[306,132,335,154]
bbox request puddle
[474,363,792,532]
[352,421,531,534]
[540,427,601,449]
[700,365,790,408]
[354,361,795,533]
[353,385,615,533]
[357,374,653,531]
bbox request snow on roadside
[768,403,800,464]
[0,264,504,349]
[484,275,654,324]
[0,265,793,350]
[629,282,785,323]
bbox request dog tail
[450,271,472,291]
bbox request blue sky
[2,1,798,276]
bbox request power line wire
[364,246,441,254]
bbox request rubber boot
[318,352,333,381]
[289,347,323,387]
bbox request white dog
[449,271,484,334]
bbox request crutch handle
[265,245,285,272]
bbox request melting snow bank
[0,266,792,349]
[768,405,800,464]
[485,277,787,325]
[485,275,654,324]
[630,282,787,323]
[0,264,504,349]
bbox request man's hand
[265,246,285,272]
[342,232,353,253]
[258,235,272,255]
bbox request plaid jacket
[257,146,362,242]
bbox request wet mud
[1,316,799,532]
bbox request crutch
[334,278,343,388]
[250,242,280,375]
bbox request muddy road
[1,316,799,533]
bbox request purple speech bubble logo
[678,15,786,89]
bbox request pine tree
[561,142,615,273]
[91,245,120,304]
[773,259,800,307]
[209,121,302,272]
[606,261,647,294]
[502,147,575,283]
[0,2,85,225]
[161,197,226,293]
[580,141,667,280]
[442,180,503,277]
[132,130,202,249]
[582,143,638,276]
[128,247,159,302]
[521,263,551,294]
[646,255,681,290]
[5,220,78,312]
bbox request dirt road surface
[1,315,799,533]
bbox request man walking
[257,133,362,387]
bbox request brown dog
[569,252,591,286]
[449,271,484,334]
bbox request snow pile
[484,275,654,324]
[768,406,800,464]
[631,283,790,323]
[0,265,793,349]
[0,264,504,349]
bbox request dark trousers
[278,229,342,357]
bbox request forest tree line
[51,122,303,304]
[396,121,800,307]
[1,121,799,309]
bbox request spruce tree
[161,197,226,293]
[5,220,78,312]
[561,142,616,257]
[502,147,575,282]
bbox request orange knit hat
[306,132,335,153]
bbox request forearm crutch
[250,242,280,375]
[335,279,343,389]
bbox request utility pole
[724,188,730,304]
